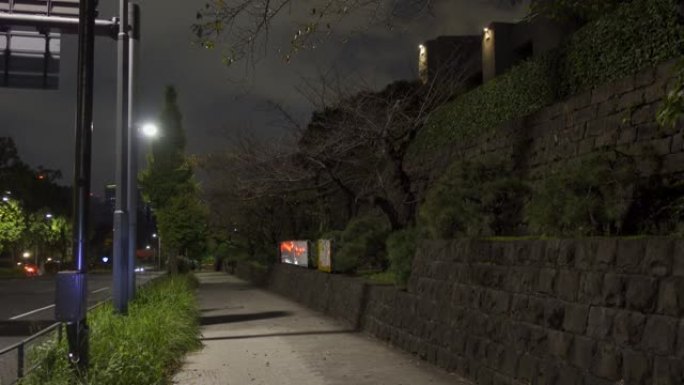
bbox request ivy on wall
[411,0,684,155]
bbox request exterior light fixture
[141,122,159,138]
[22,252,31,259]
[1,196,8,202]
[45,213,53,219]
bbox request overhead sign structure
[0,0,80,17]
[0,0,111,89]
[0,29,60,88]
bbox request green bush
[525,151,640,236]
[420,158,529,239]
[22,275,200,385]
[386,228,421,287]
[328,216,389,273]
[411,0,684,155]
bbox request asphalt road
[0,271,161,350]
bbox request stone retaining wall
[238,238,684,385]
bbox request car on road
[22,263,39,277]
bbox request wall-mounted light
[483,27,492,41]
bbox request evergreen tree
[139,86,208,273]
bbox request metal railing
[0,272,164,385]
[0,299,109,385]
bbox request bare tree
[192,0,525,66]
[295,47,477,230]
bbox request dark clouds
[0,0,526,194]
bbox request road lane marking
[9,304,55,320]
[8,287,110,320]
[91,287,109,294]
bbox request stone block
[675,240,684,277]
[616,239,646,273]
[570,335,596,371]
[558,240,576,267]
[578,137,596,155]
[537,360,560,385]
[643,80,666,103]
[635,67,656,88]
[548,330,573,359]
[537,268,558,295]
[591,342,622,381]
[636,123,661,141]
[595,239,617,269]
[640,315,677,355]
[557,270,580,302]
[672,132,683,153]
[544,300,566,330]
[622,349,651,385]
[563,304,589,334]
[619,89,644,110]
[678,320,684,358]
[657,277,684,317]
[517,354,538,383]
[617,126,638,145]
[602,274,625,307]
[592,84,614,105]
[587,307,616,339]
[649,137,674,156]
[576,240,598,270]
[612,310,646,348]
[511,294,528,321]
[653,357,684,385]
[633,104,657,125]
[662,152,684,174]
[500,347,519,377]
[598,98,620,117]
[644,238,674,276]
[557,365,584,385]
[625,276,658,312]
[527,297,546,326]
[579,272,604,305]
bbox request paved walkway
[173,272,472,385]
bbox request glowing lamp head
[22,252,31,259]
[141,123,159,138]
[1,196,8,202]
[45,213,53,219]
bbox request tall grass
[22,274,200,385]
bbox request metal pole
[126,2,140,301]
[113,0,130,314]
[67,0,97,369]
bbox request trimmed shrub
[525,151,640,236]
[327,216,390,273]
[420,158,529,239]
[386,228,421,287]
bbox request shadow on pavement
[200,329,356,341]
[200,311,291,326]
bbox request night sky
[0,0,526,196]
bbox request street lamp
[45,213,53,219]
[152,233,161,270]
[22,252,31,259]
[141,122,159,138]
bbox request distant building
[482,18,577,82]
[418,35,482,88]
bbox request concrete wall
[238,238,684,385]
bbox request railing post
[17,343,24,379]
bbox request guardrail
[0,272,164,385]
[0,299,108,385]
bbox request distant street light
[22,252,31,259]
[45,213,53,219]
[145,245,151,250]
[141,122,159,138]
[2,196,9,202]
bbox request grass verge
[21,274,201,385]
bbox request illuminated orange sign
[279,241,309,267]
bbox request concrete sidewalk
[173,272,472,385]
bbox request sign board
[0,29,60,88]
[0,0,80,89]
[279,240,309,267]
[317,239,332,273]
[0,0,80,17]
